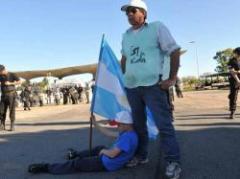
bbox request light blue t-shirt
[101,131,138,171]
[122,21,180,88]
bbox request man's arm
[5,80,21,86]
[99,147,121,158]
[157,22,181,90]
[169,49,180,80]
[121,56,126,74]
[161,49,180,90]
[228,59,240,84]
[229,68,240,83]
[5,73,21,86]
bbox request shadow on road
[16,121,90,126]
[175,113,240,120]
[177,127,240,179]
[1,118,240,179]
[0,125,160,179]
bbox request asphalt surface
[0,90,240,179]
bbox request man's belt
[3,91,16,95]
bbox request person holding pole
[28,117,138,174]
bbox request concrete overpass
[15,50,187,80]
[15,63,97,80]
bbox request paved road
[0,90,240,179]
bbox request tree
[182,76,199,89]
[38,77,49,90]
[213,48,233,73]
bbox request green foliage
[213,48,233,73]
[182,76,200,90]
[21,79,31,88]
[19,78,48,92]
[38,77,49,90]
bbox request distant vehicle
[196,72,230,90]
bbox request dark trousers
[229,80,239,112]
[126,84,180,162]
[48,146,106,174]
[63,95,68,104]
[23,99,31,110]
[0,93,16,124]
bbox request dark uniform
[228,57,240,117]
[21,87,31,110]
[0,72,20,131]
[69,87,79,104]
[175,77,183,98]
[61,88,69,105]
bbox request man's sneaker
[66,148,78,160]
[126,157,149,167]
[165,162,182,179]
[28,163,49,174]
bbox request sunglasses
[126,7,139,15]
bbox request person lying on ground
[28,116,138,175]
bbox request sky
[0,0,240,81]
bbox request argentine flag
[91,37,158,138]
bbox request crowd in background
[0,81,95,110]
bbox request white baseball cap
[115,111,133,124]
[121,0,148,12]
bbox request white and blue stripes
[91,38,132,124]
[91,37,159,138]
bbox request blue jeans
[126,84,180,162]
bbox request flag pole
[89,34,105,155]
[89,113,94,155]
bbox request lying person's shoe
[28,163,49,174]
[165,162,182,179]
[126,157,149,167]
[66,148,78,160]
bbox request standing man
[120,1,181,178]
[175,77,184,98]
[20,86,32,111]
[227,47,240,119]
[85,82,90,104]
[0,65,21,131]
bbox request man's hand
[160,78,176,90]
[99,149,105,156]
[230,69,237,75]
[98,148,121,158]
[4,81,12,86]
[236,82,240,88]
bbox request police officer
[69,86,79,104]
[0,65,21,131]
[175,77,183,98]
[227,47,240,119]
[20,86,32,111]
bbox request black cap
[233,47,240,55]
[0,64,5,71]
